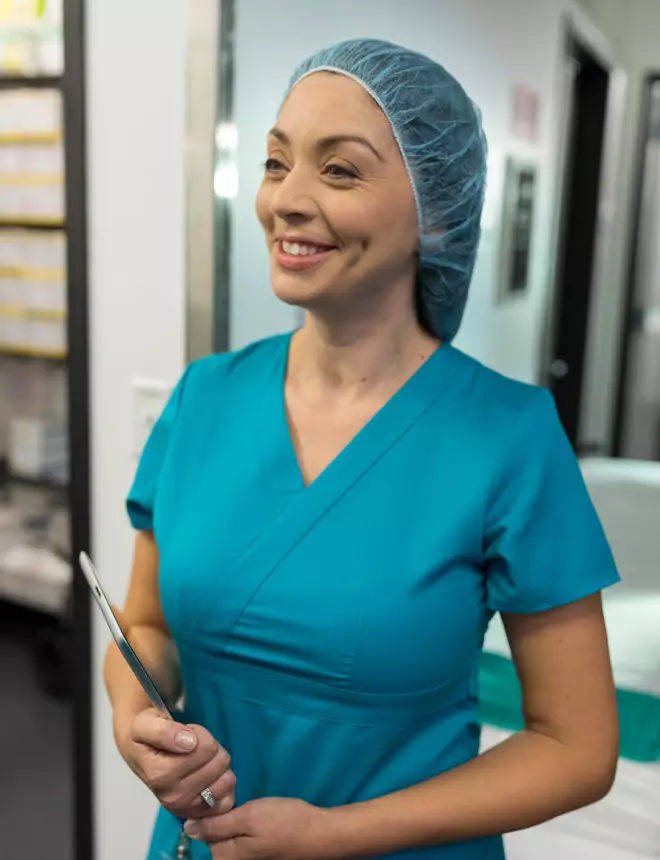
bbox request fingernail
[184,821,200,839]
[176,730,196,751]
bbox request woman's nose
[271,168,317,222]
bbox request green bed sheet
[479,651,660,763]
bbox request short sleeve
[126,366,191,531]
[484,388,620,614]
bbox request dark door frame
[612,72,660,457]
[62,1,94,858]
[543,27,611,450]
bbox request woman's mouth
[275,239,337,270]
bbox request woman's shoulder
[182,333,289,395]
[446,345,558,433]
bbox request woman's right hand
[115,707,236,820]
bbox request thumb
[170,724,199,753]
[186,805,250,844]
[132,710,199,754]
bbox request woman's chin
[271,278,322,310]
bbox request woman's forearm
[320,729,616,857]
[104,622,182,729]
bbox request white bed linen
[481,726,660,857]
[483,585,660,696]
[579,458,660,593]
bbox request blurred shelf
[0,556,70,617]
[0,132,62,144]
[0,75,62,90]
[0,304,66,320]
[4,472,68,493]
[0,265,65,280]
[0,457,67,492]
[0,217,64,229]
[0,173,64,185]
[0,345,66,360]
[0,579,67,617]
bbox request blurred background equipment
[0,30,70,675]
[0,0,63,77]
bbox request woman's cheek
[255,183,273,231]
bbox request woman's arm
[104,530,182,745]
[319,593,618,857]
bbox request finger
[132,710,198,754]
[144,745,232,815]
[185,806,249,844]
[210,840,240,860]
[171,731,228,783]
[191,769,237,818]
[185,725,226,764]
[171,749,234,818]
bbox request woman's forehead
[277,72,393,147]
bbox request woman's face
[256,72,419,317]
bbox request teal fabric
[127,333,620,860]
[479,650,660,764]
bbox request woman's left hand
[184,797,332,860]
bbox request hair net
[285,39,488,343]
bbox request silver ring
[200,787,216,808]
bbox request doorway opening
[544,29,611,452]
[614,75,660,461]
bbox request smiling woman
[104,37,620,860]
[256,72,419,322]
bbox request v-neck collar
[259,331,458,495]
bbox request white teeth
[282,240,325,257]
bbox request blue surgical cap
[285,39,488,343]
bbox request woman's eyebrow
[268,127,384,161]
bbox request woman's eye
[264,158,285,173]
[325,163,358,180]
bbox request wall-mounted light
[215,122,238,151]
[214,163,238,199]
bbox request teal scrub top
[127,333,620,860]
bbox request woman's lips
[274,240,337,271]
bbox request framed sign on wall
[497,156,537,301]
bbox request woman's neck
[288,311,440,395]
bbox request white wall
[231,0,566,383]
[86,0,187,858]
